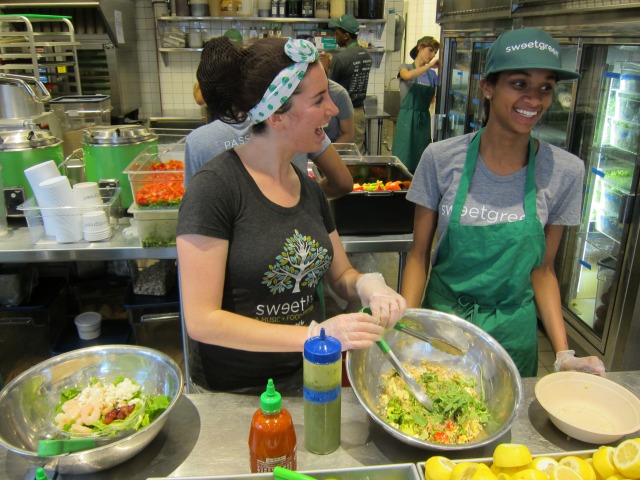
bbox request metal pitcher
[0,73,51,120]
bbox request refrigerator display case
[437,37,493,140]
[560,45,640,370]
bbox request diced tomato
[385,181,402,191]
[353,183,364,191]
[433,431,450,443]
[135,180,184,207]
[151,159,184,171]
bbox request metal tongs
[361,307,433,411]
[394,321,467,356]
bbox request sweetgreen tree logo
[262,230,332,294]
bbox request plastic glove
[355,272,406,328]
[307,312,385,351]
[554,350,605,375]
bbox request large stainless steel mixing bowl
[346,308,522,451]
[0,345,184,474]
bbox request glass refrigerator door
[533,45,579,149]
[561,44,640,352]
[467,41,492,133]
[443,37,471,139]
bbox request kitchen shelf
[0,15,82,96]
[158,46,385,53]
[157,15,386,23]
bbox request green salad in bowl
[54,376,170,438]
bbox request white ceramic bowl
[535,371,640,444]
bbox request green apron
[423,130,546,377]
[392,69,435,174]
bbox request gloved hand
[554,350,605,375]
[307,312,385,351]
[355,272,406,328]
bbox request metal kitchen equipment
[50,95,112,132]
[347,308,522,451]
[0,73,50,120]
[0,129,64,214]
[376,337,434,411]
[0,15,81,98]
[0,345,184,474]
[329,156,414,235]
[0,1,141,121]
[82,126,158,209]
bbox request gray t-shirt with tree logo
[177,149,336,390]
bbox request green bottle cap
[260,378,282,414]
[35,467,48,480]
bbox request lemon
[452,462,483,480]
[603,475,629,480]
[472,465,498,480]
[593,446,619,480]
[559,455,596,480]
[425,456,456,480]
[551,466,583,480]
[497,474,513,480]
[529,457,560,479]
[491,465,523,476]
[511,469,549,480]
[586,458,604,480]
[613,438,640,479]
[494,444,534,468]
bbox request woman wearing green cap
[391,36,440,174]
[401,28,605,377]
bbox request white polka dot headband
[247,38,318,125]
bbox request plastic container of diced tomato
[124,143,185,209]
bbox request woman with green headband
[177,37,406,392]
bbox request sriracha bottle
[248,379,297,473]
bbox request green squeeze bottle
[303,328,342,454]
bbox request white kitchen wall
[134,0,439,119]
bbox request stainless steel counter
[0,227,413,263]
[2,372,638,479]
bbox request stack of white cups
[24,160,61,237]
[37,176,83,243]
[74,182,111,241]
[23,161,110,243]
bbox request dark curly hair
[197,37,306,132]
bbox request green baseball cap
[484,28,580,80]
[328,14,360,35]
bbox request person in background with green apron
[392,36,440,174]
[401,28,605,377]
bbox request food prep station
[1,372,639,479]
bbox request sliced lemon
[425,456,456,480]
[472,465,498,480]
[560,455,596,480]
[586,458,604,480]
[491,465,523,476]
[551,466,583,480]
[613,438,640,479]
[593,446,619,480]
[494,444,534,469]
[497,474,513,480]
[511,469,549,480]
[452,462,482,480]
[603,475,629,480]
[529,457,560,479]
